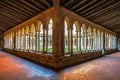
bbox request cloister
[1,0,120,80]
[3,3,117,68]
[4,17,117,54]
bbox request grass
[38,48,52,52]
[64,47,78,52]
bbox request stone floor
[0,51,120,80]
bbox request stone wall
[105,49,118,54]
[4,48,103,69]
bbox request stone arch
[64,16,72,53]
[93,28,96,34]
[73,20,80,31]
[81,24,87,30]
[47,17,53,52]
[22,28,24,35]
[72,20,80,52]
[88,26,92,32]
[18,29,21,36]
[36,20,42,32]
[64,16,71,29]
[25,26,29,34]
[47,17,53,30]
[30,23,35,33]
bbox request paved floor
[0,51,120,80]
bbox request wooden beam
[19,0,40,12]
[11,0,39,14]
[1,9,28,20]
[80,0,106,14]
[0,2,32,17]
[86,1,120,18]
[83,0,114,17]
[64,0,74,7]
[97,14,120,23]
[88,6,120,19]
[3,0,36,16]
[94,11,120,22]
[40,0,51,7]
[0,13,20,24]
[0,18,13,27]
[28,0,46,10]
[76,0,97,12]
[102,18,120,24]
[71,0,87,10]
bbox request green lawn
[64,47,78,52]
[38,48,52,52]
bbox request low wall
[105,49,118,54]
[4,48,103,69]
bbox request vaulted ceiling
[0,0,120,35]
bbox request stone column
[38,31,40,51]
[32,33,34,51]
[52,0,64,57]
[35,31,37,52]
[71,28,73,55]
[46,29,48,53]
[42,27,45,53]
[24,34,26,51]
[79,28,81,53]
[85,29,88,52]
[76,31,78,52]
[26,33,29,51]
[13,32,16,50]
[29,32,31,52]
[102,32,106,54]
[68,29,70,53]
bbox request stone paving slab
[0,51,120,80]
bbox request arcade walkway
[0,51,120,80]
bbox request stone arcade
[3,0,117,68]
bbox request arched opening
[18,29,21,51]
[47,18,53,53]
[21,28,25,51]
[37,21,43,52]
[100,31,103,50]
[15,31,18,50]
[97,30,100,50]
[93,28,97,50]
[72,21,80,53]
[64,17,70,53]
[81,24,87,52]
[30,24,35,51]
[87,26,92,51]
[25,26,29,51]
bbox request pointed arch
[93,28,97,50]
[46,17,53,53]
[36,20,42,32]
[81,24,87,51]
[72,20,80,53]
[87,26,92,50]
[30,23,36,51]
[64,16,71,53]
[36,21,44,52]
